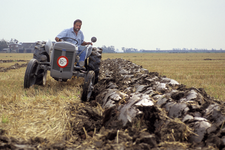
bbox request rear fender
[33,41,52,62]
[86,45,93,58]
[45,40,53,55]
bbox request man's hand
[81,41,92,46]
[86,42,93,45]
[55,37,61,42]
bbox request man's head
[73,19,82,32]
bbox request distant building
[2,48,10,53]
[17,43,36,53]
[8,43,19,52]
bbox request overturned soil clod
[0,58,224,149]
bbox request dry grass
[0,64,83,143]
[0,53,32,61]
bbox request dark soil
[1,58,225,150]
[0,60,27,63]
[0,60,28,72]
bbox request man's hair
[74,19,82,25]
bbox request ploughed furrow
[0,62,28,72]
[92,58,225,149]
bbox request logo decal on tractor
[57,56,68,68]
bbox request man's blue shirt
[56,27,84,46]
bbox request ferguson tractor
[24,37,102,101]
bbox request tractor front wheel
[24,59,38,88]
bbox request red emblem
[57,56,68,68]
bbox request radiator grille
[52,49,61,71]
[64,51,74,71]
[52,49,74,71]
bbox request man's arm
[80,31,92,45]
[55,29,69,42]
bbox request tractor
[24,37,102,101]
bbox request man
[55,19,92,67]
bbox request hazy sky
[0,0,225,50]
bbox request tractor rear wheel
[24,59,38,88]
[88,47,102,84]
[81,71,95,102]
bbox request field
[0,52,225,149]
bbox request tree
[122,47,126,53]
[8,38,20,52]
[0,39,8,51]
[122,47,138,53]
[101,45,116,53]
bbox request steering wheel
[59,37,78,45]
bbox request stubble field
[0,52,224,149]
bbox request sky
[0,0,225,50]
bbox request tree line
[0,38,136,53]
[101,46,139,53]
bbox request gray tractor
[24,37,102,101]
